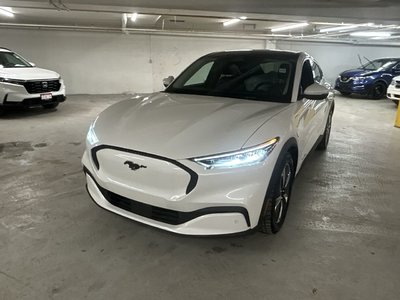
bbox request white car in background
[387,76,400,106]
[0,47,66,112]
[82,50,335,236]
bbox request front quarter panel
[242,104,300,170]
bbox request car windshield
[360,59,397,71]
[166,53,297,103]
[0,52,32,68]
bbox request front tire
[369,82,386,99]
[259,153,294,234]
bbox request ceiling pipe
[1,22,400,47]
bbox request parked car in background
[387,76,400,106]
[0,47,66,112]
[82,50,335,236]
[335,58,400,99]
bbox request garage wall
[276,40,400,85]
[0,28,265,94]
[3,27,400,94]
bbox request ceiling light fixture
[371,35,400,40]
[350,31,392,37]
[239,16,247,20]
[270,22,309,33]
[223,18,241,26]
[0,6,14,17]
[319,24,360,33]
[131,12,138,22]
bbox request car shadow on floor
[0,107,58,119]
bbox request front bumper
[82,144,277,235]
[0,81,66,107]
[387,85,400,103]
[335,80,371,95]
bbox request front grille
[23,80,61,94]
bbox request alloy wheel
[273,162,292,224]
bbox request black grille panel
[103,189,183,225]
[23,80,61,94]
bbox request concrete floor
[0,94,399,300]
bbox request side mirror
[30,62,36,67]
[163,76,174,88]
[303,83,329,100]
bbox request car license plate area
[41,93,53,101]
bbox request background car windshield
[0,52,32,68]
[166,54,296,103]
[361,59,397,71]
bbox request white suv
[0,47,66,111]
[387,76,400,106]
[82,50,334,235]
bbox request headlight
[391,79,396,86]
[191,137,279,169]
[0,77,25,85]
[86,118,99,146]
[353,76,374,84]
[352,76,367,84]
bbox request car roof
[203,49,303,60]
[0,47,12,52]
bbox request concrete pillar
[395,102,400,128]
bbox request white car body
[82,50,335,235]
[387,76,400,105]
[0,48,66,108]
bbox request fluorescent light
[223,18,241,26]
[350,31,392,37]
[239,16,247,20]
[131,12,138,22]
[0,7,14,17]
[271,22,308,33]
[320,24,359,33]
[371,35,400,40]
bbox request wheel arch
[279,137,299,174]
[373,79,388,88]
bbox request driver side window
[312,62,323,83]
[298,60,314,100]
[393,63,400,70]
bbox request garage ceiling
[1,0,400,44]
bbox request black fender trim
[91,144,198,194]
[84,167,251,227]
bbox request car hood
[340,68,377,78]
[92,92,290,159]
[0,67,60,80]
